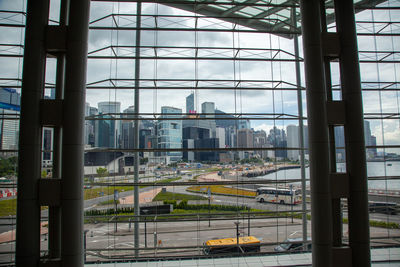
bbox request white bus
[255,187,301,205]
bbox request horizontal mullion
[368,176,400,181]
[86,86,301,90]
[91,0,298,8]
[88,26,299,34]
[84,147,306,153]
[86,178,305,187]
[87,55,301,62]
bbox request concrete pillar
[61,0,90,266]
[291,7,307,245]
[48,0,69,259]
[16,0,50,265]
[299,1,333,266]
[133,0,142,257]
[334,1,371,266]
[319,0,343,247]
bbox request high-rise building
[186,92,195,114]
[157,106,182,163]
[215,127,225,148]
[0,87,20,150]
[237,128,253,148]
[201,102,216,137]
[95,101,121,148]
[253,130,267,158]
[84,103,94,146]
[286,125,308,161]
[121,106,136,149]
[95,115,116,148]
[239,119,251,129]
[267,126,287,158]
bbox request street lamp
[247,208,251,236]
[290,184,294,223]
[234,221,241,253]
[84,229,89,262]
[114,190,119,232]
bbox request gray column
[16,0,50,266]
[133,0,142,257]
[334,1,371,266]
[319,0,343,247]
[48,0,68,259]
[291,7,307,245]
[61,0,90,266]
[299,1,332,266]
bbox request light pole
[290,184,294,223]
[114,190,119,232]
[234,221,241,253]
[84,229,89,262]
[247,209,250,236]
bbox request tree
[96,167,109,178]
[0,156,17,177]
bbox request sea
[257,161,400,190]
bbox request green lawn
[0,198,16,217]
[152,191,207,201]
[84,177,182,201]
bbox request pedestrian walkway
[119,188,161,205]
[0,222,48,244]
[0,189,161,244]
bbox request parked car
[274,238,311,252]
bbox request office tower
[215,127,225,148]
[253,129,267,158]
[157,106,182,163]
[95,101,121,148]
[225,126,236,148]
[201,102,216,137]
[267,126,287,158]
[84,103,94,146]
[364,120,374,159]
[286,125,309,161]
[186,92,195,113]
[0,87,20,150]
[237,128,253,148]
[287,125,299,161]
[121,106,135,149]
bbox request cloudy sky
[0,0,399,149]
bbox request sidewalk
[0,222,48,244]
[0,189,161,244]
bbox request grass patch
[187,185,256,197]
[0,198,48,217]
[152,177,181,186]
[84,186,132,200]
[84,177,182,201]
[0,198,16,217]
[152,191,207,202]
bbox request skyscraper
[157,106,182,163]
[201,102,216,137]
[95,101,121,148]
[0,87,20,150]
[186,92,195,114]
